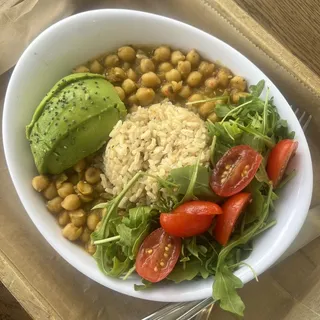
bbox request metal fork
[142,107,312,320]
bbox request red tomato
[173,201,223,216]
[210,145,262,197]
[266,139,298,187]
[214,193,251,246]
[136,228,181,283]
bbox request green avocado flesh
[26,73,127,174]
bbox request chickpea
[32,175,49,192]
[89,60,103,74]
[55,173,68,189]
[106,67,127,82]
[117,46,136,62]
[127,94,139,107]
[94,183,105,194]
[179,85,192,99]
[158,62,173,73]
[129,105,138,113]
[57,182,74,198]
[127,68,138,81]
[199,101,216,118]
[73,65,90,73]
[188,93,204,103]
[230,76,247,92]
[171,81,183,93]
[207,112,219,123]
[141,72,161,88]
[136,88,155,106]
[186,49,201,67]
[80,227,92,243]
[47,196,63,214]
[121,79,136,95]
[187,71,203,87]
[198,61,215,77]
[153,46,171,62]
[140,58,155,73]
[58,211,70,226]
[161,83,175,100]
[77,180,93,196]
[114,86,125,101]
[85,167,101,184]
[122,62,131,71]
[217,68,232,88]
[85,242,96,255]
[62,223,83,241]
[177,61,191,78]
[69,209,87,227]
[73,159,86,173]
[231,91,250,104]
[69,174,80,186]
[165,69,181,82]
[87,212,101,231]
[104,54,120,68]
[78,193,94,203]
[205,77,219,90]
[171,50,185,65]
[61,194,81,211]
[43,183,58,200]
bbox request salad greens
[91,80,295,317]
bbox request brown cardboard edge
[211,0,320,98]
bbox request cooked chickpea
[141,72,161,88]
[43,183,58,200]
[117,46,136,62]
[161,83,175,99]
[231,91,250,104]
[187,71,203,87]
[47,196,63,214]
[153,46,171,62]
[207,112,219,123]
[78,193,94,203]
[165,69,181,82]
[58,211,70,226]
[122,79,136,95]
[122,62,131,71]
[217,68,232,88]
[80,227,92,243]
[69,209,87,227]
[198,61,215,77]
[186,49,201,67]
[55,173,68,189]
[171,81,183,93]
[136,88,155,106]
[84,167,101,184]
[73,159,86,173]
[85,242,96,255]
[127,68,138,81]
[188,93,204,103]
[69,174,80,186]
[106,67,127,82]
[199,101,216,118]
[177,61,191,78]
[140,58,155,73]
[94,183,105,194]
[179,85,192,99]
[230,76,247,92]
[114,86,126,101]
[62,223,83,241]
[205,77,219,90]
[32,175,49,192]
[73,65,90,73]
[57,182,74,198]
[87,212,101,231]
[127,94,139,106]
[77,181,93,196]
[104,54,120,68]
[129,105,138,113]
[171,51,185,65]
[158,62,173,73]
[89,60,103,74]
[61,194,81,211]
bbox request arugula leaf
[213,266,245,316]
[255,163,270,184]
[167,259,206,283]
[134,279,153,291]
[249,80,265,97]
[245,179,265,224]
[215,104,232,117]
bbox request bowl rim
[2,9,313,302]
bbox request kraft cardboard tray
[1,1,320,319]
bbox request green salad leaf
[249,79,265,97]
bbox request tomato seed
[154,266,158,272]
[167,243,172,248]
[147,249,153,254]
[164,246,169,251]
[160,261,165,267]
[164,253,168,258]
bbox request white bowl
[3,9,313,302]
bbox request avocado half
[26,73,127,174]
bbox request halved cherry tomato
[266,139,298,187]
[136,228,181,283]
[210,145,262,197]
[214,193,251,246]
[160,201,223,237]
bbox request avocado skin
[26,73,126,174]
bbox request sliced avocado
[26,73,126,174]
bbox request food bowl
[2,9,313,302]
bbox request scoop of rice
[102,101,210,207]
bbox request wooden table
[1,1,320,319]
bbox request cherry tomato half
[210,145,262,197]
[214,193,251,246]
[266,139,298,187]
[136,228,181,283]
[173,201,223,216]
